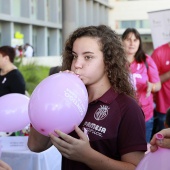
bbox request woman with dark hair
[0,45,25,97]
[122,28,161,143]
[28,25,147,170]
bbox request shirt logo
[131,73,142,90]
[2,77,7,84]
[94,105,109,121]
[166,61,170,65]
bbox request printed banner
[148,9,170,49]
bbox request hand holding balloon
[50,125,91,162]
[150,128,170,152]
[29,72,88,137]
[136,129,170,170]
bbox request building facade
[62,0,112,46]
[0,0,112,57]
[109,0,170,54]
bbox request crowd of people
[15,43,34,58]
[0,25,170,170]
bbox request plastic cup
[156,133,164,143]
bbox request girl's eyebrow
[72,51,77,55]
[72,51,94,55]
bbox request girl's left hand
[146,81,152,97]
[49,126,91,162]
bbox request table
[0,137,62,170]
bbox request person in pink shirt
[122,28,161,143]
[151,42,170,132]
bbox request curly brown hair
[61,25,135,98]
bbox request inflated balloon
[29,72,88,136]
[136,147,170,170]
[0,93,30,132]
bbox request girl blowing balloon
[28,25,147,170]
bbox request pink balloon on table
[136,134,170,170]
[0,93,30,132]
[29,72,88,136]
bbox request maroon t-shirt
[62,88,147,170]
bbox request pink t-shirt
[151,43,170,113]
[130,55,160,121]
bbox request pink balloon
[0,93,30,132]
[136,147,170,170]
[29,72,88,136]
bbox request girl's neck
[87,78,111,103]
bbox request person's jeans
[145,117,154,143]
[156,110,166,131]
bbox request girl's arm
[50,126,144,170]
[28,125,52,152]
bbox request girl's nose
[74,57,83,69]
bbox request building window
[13,0,20,17]
[117,20,150,29]
[31,0,37,19]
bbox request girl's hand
[0,160,12,170]
[150,128,170,152]
[60,70,75,74]
[146,81,161,97]
[146,81,152,97]
[60,70,80,78]
[49,126,91,162]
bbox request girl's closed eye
[85,55,93,60]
